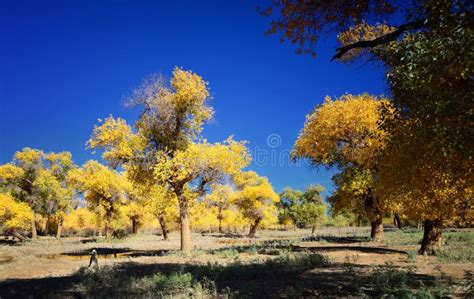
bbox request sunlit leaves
[293,93,395,168]
[232,171,279,226]
[0,193,33,231]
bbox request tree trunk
[104,211,112,239]
[370,217,384,241]
[178,197,191,253]
[248,218,262,237]
[56,217,63,239]
[419,219,443,255]
[13,231,27,241]
[393,212,402,229]
[131,217,138,234]
[158,216,168,240]
[218,206,223,233]
[312,226,316,234]
[105,223,112,239]
[31,212,38,239]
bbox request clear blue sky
[0,1,388,197]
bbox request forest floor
[0,226,472,298]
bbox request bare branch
[331,20,426,61]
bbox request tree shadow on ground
[0,251,436,298]
[295,245,408,255]
[0,239,20,246]
[303,235,372,243]
[203,233,245,239]
[35,247,174,262]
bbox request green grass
[383,229,422,246]
[359,263,453,298]
[71,251,330,298]
[74,267,213,297]
[438,231,474,262]
[383,229,474,263]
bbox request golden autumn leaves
[84,67,279,251]
[0,68,281,247]
[292,93,473,254]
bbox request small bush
[407,250,417,263]
[218,248,239,259]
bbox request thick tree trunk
[393,212,402,229]
[248,218,262,237]
[31,212,38,239]
[370,217,384,241]
[419,219,443,255]
[178,198,191,253]
[56,217,63,239]
[158,216,168,240]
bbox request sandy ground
[0,227,472,282]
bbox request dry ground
[0,227,472,297]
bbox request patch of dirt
[0,227,472,283]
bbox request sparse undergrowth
[384,229,474,262]
[357,263,456,298]
[72,251,330,297]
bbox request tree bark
[312,226,316,234]
[248,217,262,237]
[218,206,223,233]
[178,197,191,253]
[419,219,443,255]
[105,223,112,239]
[393,212,402,229]
[13,231,27,241]
[370,217,384,241]
[158,216,168,240]
[104,210,112,239]
[56,217,63,239]
[31,212,38,239]
[131,217,138,234]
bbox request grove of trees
[0,0,471,258]
[265,0,473,254]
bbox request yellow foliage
[338,22,396,62]
[63,208,97,234]
[68,160,130,233]
[14,147,44,168]
[232,171,279,226]
[88,116,143,168]
[377,120,473,225]
[293,94,394,168]
[0,193,33,231]
[190,202,220,230]
[0,164,24,183]
[154,138,251,196]
[170,67,213,130]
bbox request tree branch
[331,20,426,61]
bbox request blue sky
[0,1,388,197]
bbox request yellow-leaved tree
[293,94,396,241]
[68,160,129,239]
[377,119,473,255]
[205,184,234,233]
[0,193,33,240]
[0,148,76,239]
[90,67,251,253]
[232,171,279,237]
[63,207,97,236]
